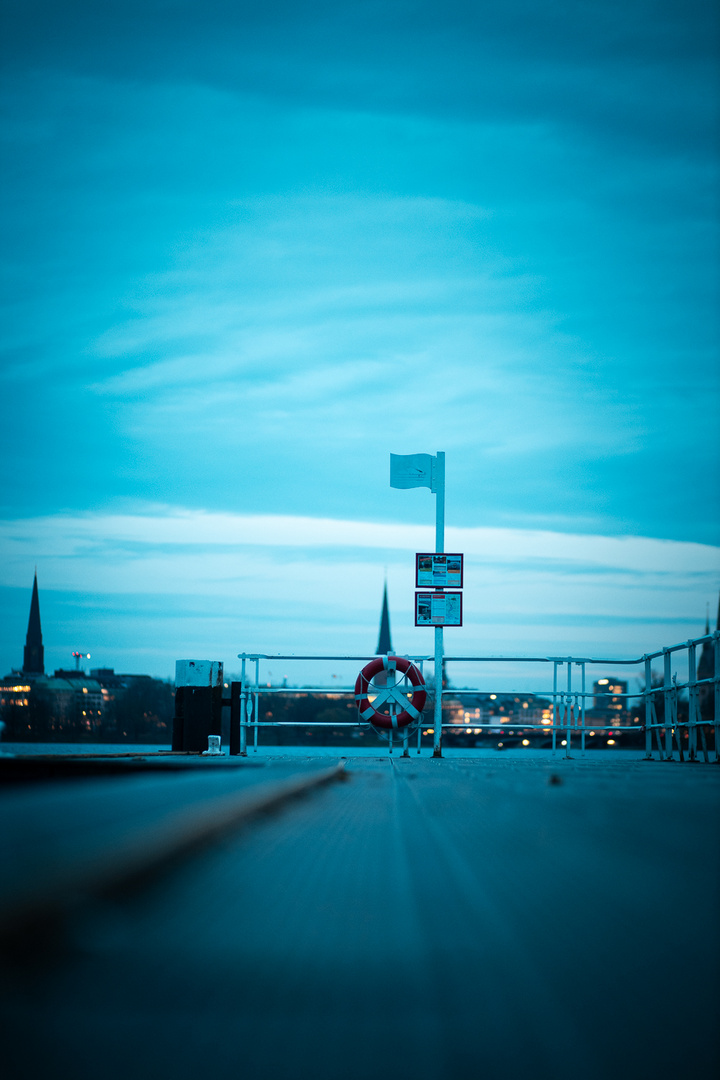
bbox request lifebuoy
[355,655,427,730]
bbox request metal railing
[234,631,719,761]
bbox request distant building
[585,678,629,729]
[1,573,105,735]
[446,692,551,730]
[376,581,393,655]
[1,574,170,741]
[593,678,628,708]
[1,670,104,740]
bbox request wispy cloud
[1,506,716,682]
[1,4,717,556]
[2,508,717,572]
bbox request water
[1,741,648,760]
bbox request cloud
[2,507,718,568]
[1,506,716,621]
[1,504,716,680]
[78,190,649,477]
[1,11,717,548]
[4,3,716,149]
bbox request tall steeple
[697,593,718,722]
[698,595,719,672]
[23,571,44,675]
[376,580,393,655]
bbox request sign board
[415,591,463,627]
[175,659,223,688]
[416,552,463,589]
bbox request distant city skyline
[1,2,718,683]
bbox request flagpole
[388,450,445,758]
[433,452,445,758]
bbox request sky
[1,0,719,691]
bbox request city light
[522,739,530,746]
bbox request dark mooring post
[229,681,243,756]
[173,659,224,752]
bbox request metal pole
[240,655,248,756]
[688,643,698,761]
[580,663,586,755]
[644,656,653,759]
[566,658,572,758]
[418,659,423,755]
[433,451,445,759]
[557,660,561,756]
[254,658,260,753]
[663,650,673,760]
[433,628,443,757]
[714,632,720,764]
[672,674,683,761]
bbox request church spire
[698,593,719,721]
[697,593,719,683]
[376,580,393,655]
[22,571,44,675]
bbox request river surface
[1,741,648,759]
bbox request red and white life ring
[354,655,427,730]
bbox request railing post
[580,663,586,755]
[239,655,248,756]
[688,642,698,761]
[663,650,673,760]
[672,674,683,761]
[566,657,572,758]
[254,659,260,753]
[644,656,653,759]
[714,632,720,763]
[552,662,559,756]
[417,660,423,755]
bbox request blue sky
[1,1,718,686]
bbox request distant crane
[72,651,90,672]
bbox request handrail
[239,632,717,667]
[231,635,718,763]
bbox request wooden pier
[1,751,718,1080]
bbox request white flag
[390,453,435,490]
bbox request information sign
[415,591,463,627]
[416,553,463,589]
